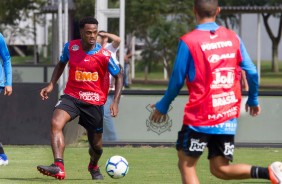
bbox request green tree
[219,0,282,72]
[0,0,45,40]
[0,0,44,28]
[73,0,96,21]
[126,0,194,78]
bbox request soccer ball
[105,155,129,179]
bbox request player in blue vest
[0,33,12,166]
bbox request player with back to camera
[150,0,282,183]
[0,32,12,166]
[96,30,121,141]
[37,16,123,180]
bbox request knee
[210,165,230,180]
[51,117,60,128]
[89,146,103,156]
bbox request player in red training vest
[37,16,123,180]
[150,0,282,184]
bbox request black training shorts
[176,125,234,161]
[54,94,104,133]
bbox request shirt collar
[195,22,219,31]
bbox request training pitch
[0,146,281,184]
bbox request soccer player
[37,17,123,180]
[97,31,121,141]
[150,0,282,184]
[0,33,12,166]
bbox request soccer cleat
[269,162,282,184]
[0,154,8,166]
[37,164,65,180]
[89,167,104,180]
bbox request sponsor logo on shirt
[72,45,79,51]
[102,50,110,57]
[212,91,238,107]
[208,106,238,120]
[210,67,235,89]
[79,91,99,102]
[201,41,233,51]
[208,53,236,63]
[75,70,98,81]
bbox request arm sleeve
[108,57,120,76]
[59,42,70,63]
[0,34,12,86]
[238,37,259,106]
[155,40,190,114]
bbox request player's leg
[208,134,282,183]
[79,104,104,180]
[50,109,71,161]
[0,142,8,166]
[176,125,208,184]
[37,95,78,180]
[37,109,71,180]
[87,130,104,180]
[209,155,252,179]
[178,150,201,184]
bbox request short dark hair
[79,16,98,29]
[194,0,218,18]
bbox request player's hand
[4,86,12,96]
[110,101,119,117]
[245,104,261,117]
[40,84,53,100]
[150,104,167,123]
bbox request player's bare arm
[40,62,67,100]
[99,32,121,49]
[110,71,123,117]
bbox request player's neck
[81,42,95,52]
[197,17,216,25]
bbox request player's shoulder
[219,26,238,36]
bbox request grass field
[0,146,281,184]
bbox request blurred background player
[150,0,282,183]
[97,31,121,141]
[0,32,12,166]
[37,17,123,180]
[123,47,132,88]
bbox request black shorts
[54,95,104,133]
[176,125,234,161]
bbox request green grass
[12,56,51,65]
[1,146,282,184]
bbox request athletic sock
[88,160,99,170]
[54,158,64,171]
[250,166,269,179]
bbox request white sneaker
[0,154,8,166]
[269,162,282,184]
